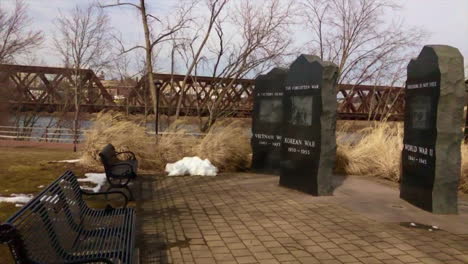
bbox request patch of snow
[37,185,45,188]
[15,204,23,207]
[410,223,416,227]
[165,157,218,177]
[432,225,439,229]
[53,159,81,163]
[78,173,106,193]
[0,194,33,204]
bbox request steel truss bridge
[0,63,423,121]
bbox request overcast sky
[2,0,467,74]
[399,0,468,62]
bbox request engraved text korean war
[280,55,338,196]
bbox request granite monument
[280,55,339,195]
[401,45,465,214]
[251,68,288,174]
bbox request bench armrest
[81,190,129,208]
[116,151,136,160]
[65,258,114,264]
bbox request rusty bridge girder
[128,73,406,120]
[0,64,115,113]
[337,84,405,121]
[1,64,408,121]
[127,73,255,117]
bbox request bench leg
[123,185,134,201]
[106,185,134,201]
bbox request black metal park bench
[0,171,136,264]
[99,144,138,200]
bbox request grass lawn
[0,146,85,220]
[0,145,129,264]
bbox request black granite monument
[401,45,465,214]
[251,68,288,174]
[280,55,338,195]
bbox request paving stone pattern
[136,174,468,264]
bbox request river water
[3,114,202,142]
[3,113,364,144]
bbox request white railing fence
[0,126,207,143]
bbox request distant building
[101,79,137,101]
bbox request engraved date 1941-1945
[404,143,434,166]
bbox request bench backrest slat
[1,171,90,263]
[99,144,119,169]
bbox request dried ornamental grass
[336,122,403,181]
[461,143,468,193]
[151,120,199,170]
[337,121,468,194]
[196,120,252,171]
[79,112,155,170]
[462,106,467,192]
[80,112,251,173]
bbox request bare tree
[0,0,41,132]
[0,0,43,138]
[101,0,194,135]
[173,0,230,120]
[0,11,52,139]
[214,0,292,127]
[301,0,426,120]
[112,50,134,81]
[0,0,43,63]
[0,72,11,126]
[170,0,293,131]
[54,3,113,151]
[302,0,425,86]
[54,4,113,71]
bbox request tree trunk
[140,0,159,136]
[174,4,223,120]
[73,71,80,152]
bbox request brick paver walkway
[136,173,468,264]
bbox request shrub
[461,143,468,193]
[196,120,251,171]
[151,121,200,171]
[81,112,466,194]
[337,121,468,194]
[80,112,251,172]
[80,112,155,170]
[336,122,403,181]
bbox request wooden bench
[0,171,136,264]
[99,144,138,200]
